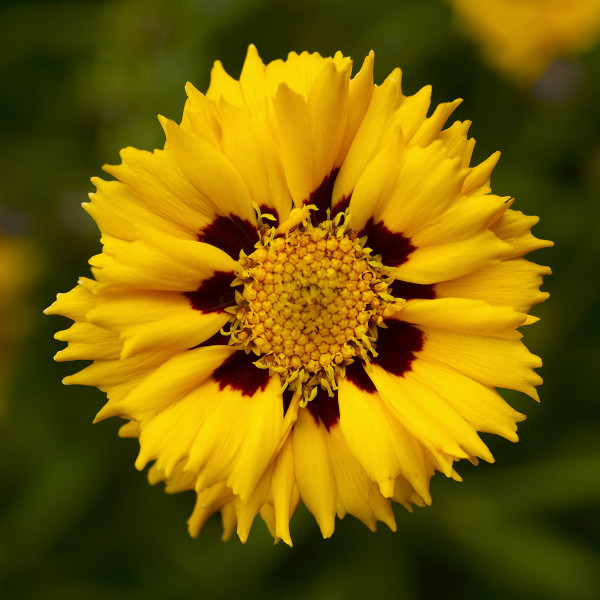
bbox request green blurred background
[1,0,599,598]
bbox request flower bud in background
[449,0,600,89]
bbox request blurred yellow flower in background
[0,234,35,417]
[47,47,551,545]
[449,0,600,83]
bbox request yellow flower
[47,47,551,545]
[0,234,35,416]
[449,0,600,83]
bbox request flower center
[228,210,403,404]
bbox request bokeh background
[1,0,599,598]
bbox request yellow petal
[233,469,272,543]
[84,177,193,242]
[491,208,554,259]
[118,420,140,439]
[265,51,349,101]
[106,344,236,422]
[135,385,214,477]
[160,117,256,225]
[462,151,500,196]
[54,322,121,361]
[239,44,267,113]
[271,59,350,208]
[206,59,245,107]
[435,258,551,313]
[349,139,465,238]
[439,119,474,164]
[397,298,527,338]
[180,82,222,147]
[338,375,434,504]
[410,99,462,149]
[292,407,336,538]
[136,367,280,495]
[45,277,99,320]
[370,364,494,472]
[104,146,215,234]
[271,84,313,208]
[188,482,235,538]
[410,360,524,442]
[65,349,175,396]
[418,326,543,399]
[306,60,350,183]
[335,51,375,167]
[218,99,291,224]
[93,229,236,292]
[394,229,511,285]
[185,374,284,502]
[87,290,229,358]
[410,194,509,247]
[259,504,276,541]
[332,68,403,205]
[269,436,298,546]
[392,476,430,510]
[391,84,433,142]
[220,504,238,541]
[148,461,197,493]
[325,424,397,532]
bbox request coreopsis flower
[47,47,551,545]
[449,0,600,83]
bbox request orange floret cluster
[231,218,400,400]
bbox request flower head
[47,47,551,545]
[449,0,600,83]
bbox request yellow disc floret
[227,209,404,405]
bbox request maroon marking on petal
[359,218,416,267]
[184,271,236,313]
[373,321,423,377]
[282,389,294,415]
[198,214,259,259]
[258,205,280,228]
[345,360,376,394]
[389,280,436,300]
[305,168,340,225]
[307,387,340,431]
[212,351,270,396]
[331,193,351,219]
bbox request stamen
[275,205,316,236]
